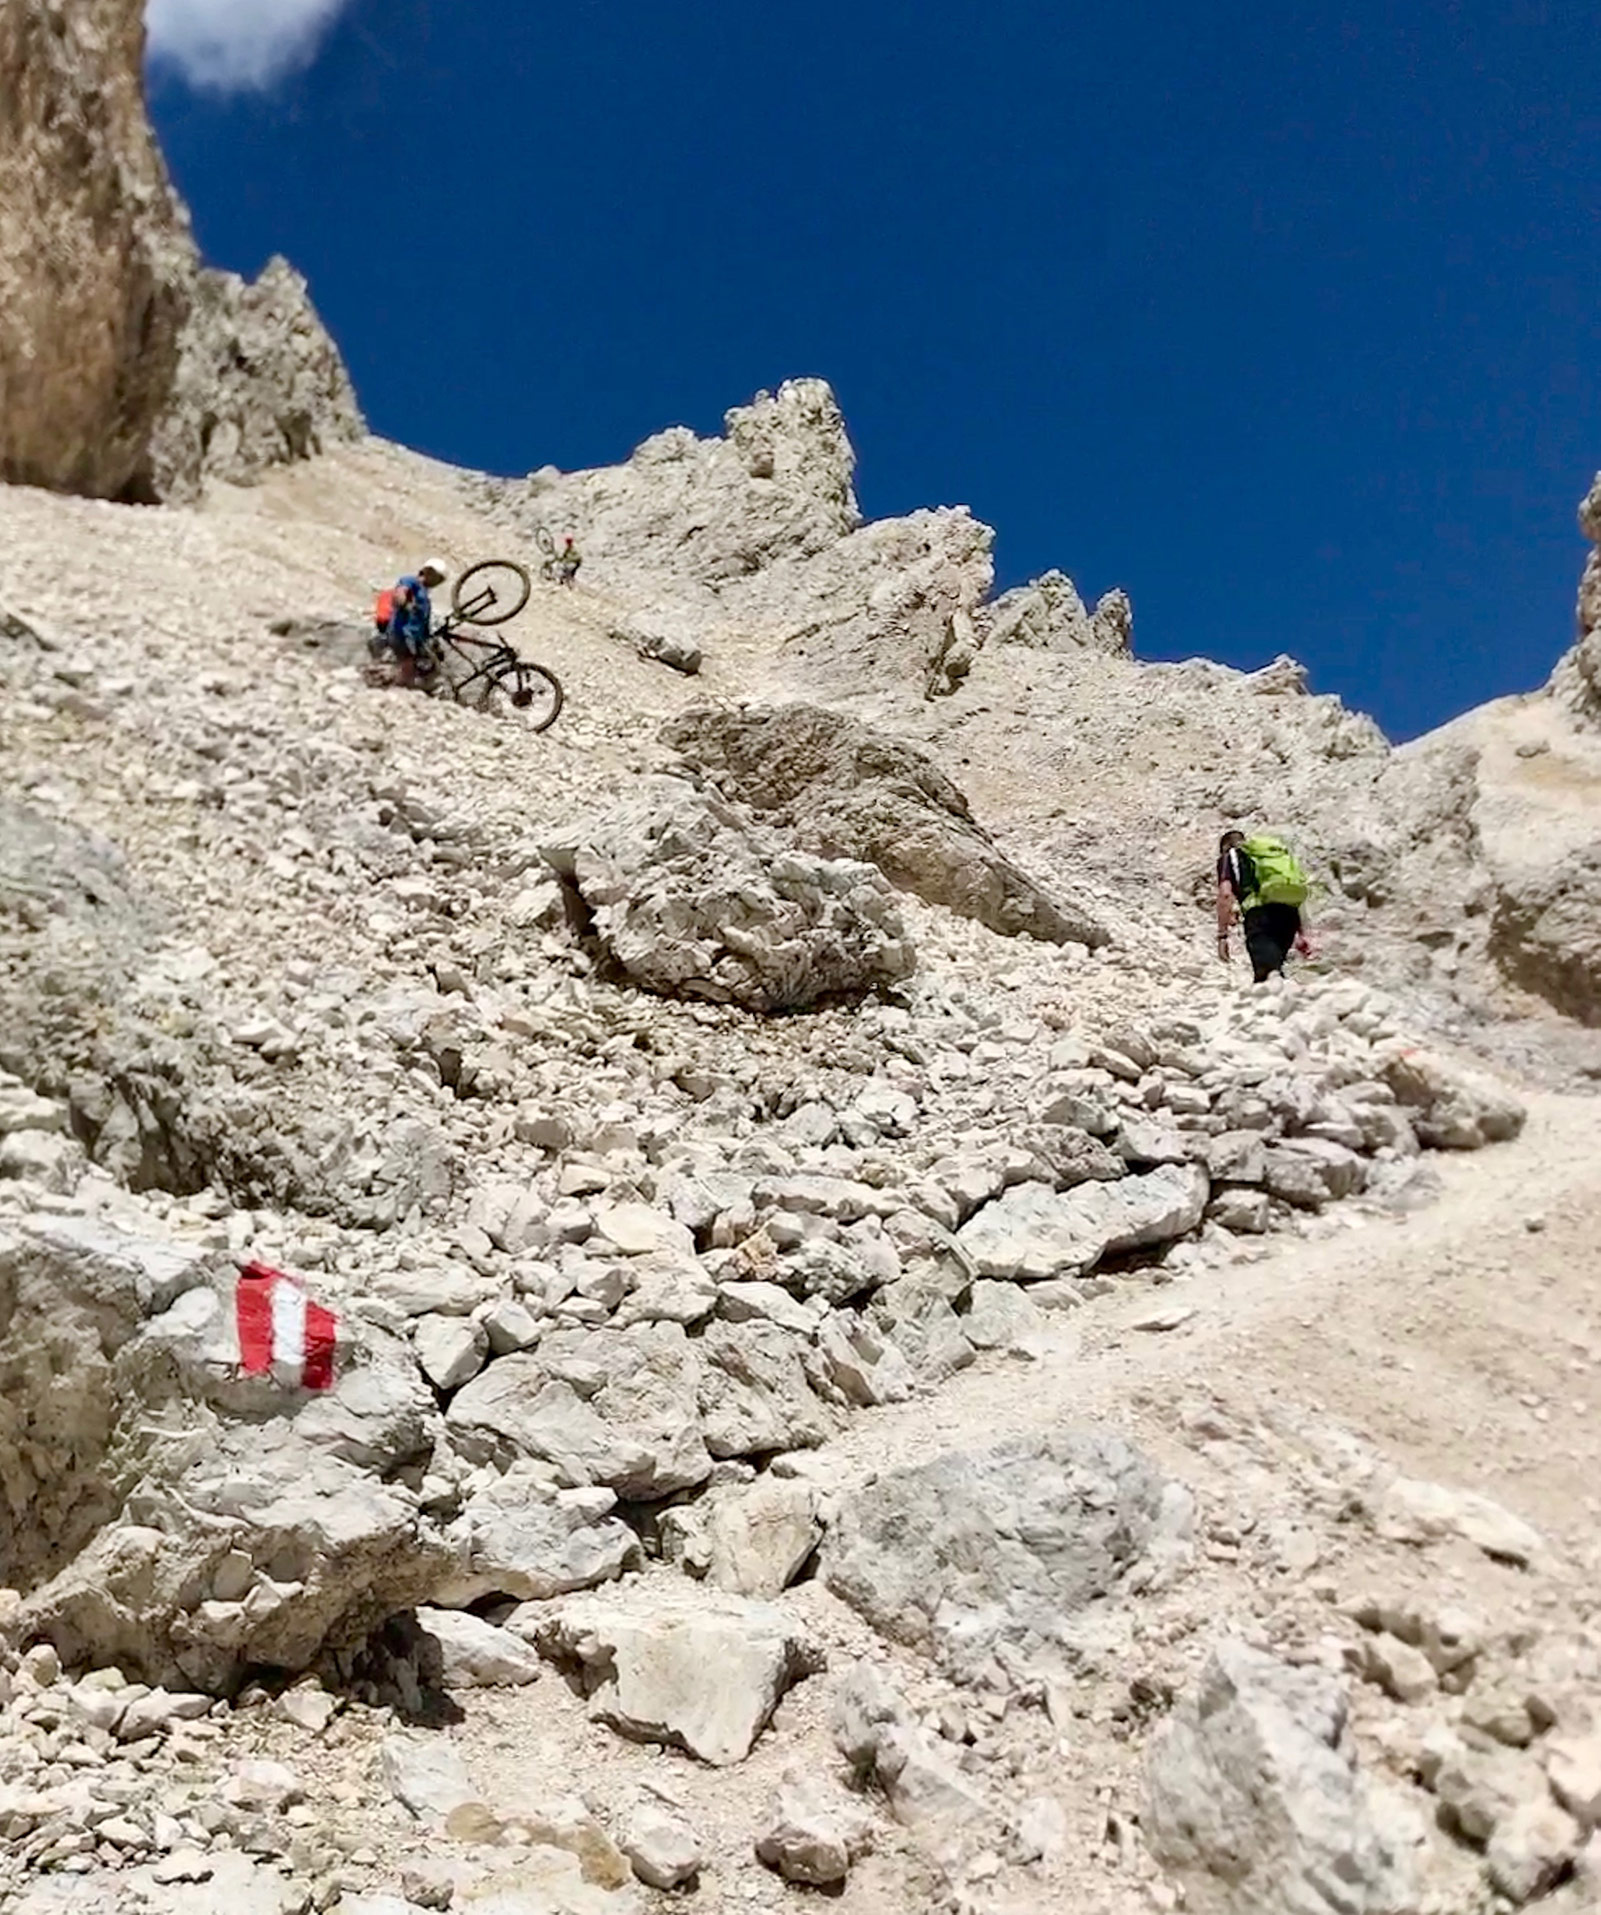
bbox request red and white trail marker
[235,1261,339,1391]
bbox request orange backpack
[373,587,395,631]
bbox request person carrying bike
[380,559,448,687]
[556,537,581,588]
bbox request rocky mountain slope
[1,394,1599,1915]
[0,0,361,502]
[4,13,1601,1915]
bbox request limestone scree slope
[4,13,1601,1914]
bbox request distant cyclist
[374,559,447,687]
[556,536,581,587]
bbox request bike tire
[490,658,564,732]
[451,558,532,627]
[533,524,555,555]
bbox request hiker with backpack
[372,559,448,687]
[1216,829,1312,982]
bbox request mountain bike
[420,559,564,731]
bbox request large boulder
[0,0,359,502]
[433,1461,640,1605]
[446,1325,714,1500]
[822,1428,1193,1675]
[1374,1048,1525,1149]
[1488,849,1601,1026]
[536,1586,824,1765]
[542,777,916,1012]
[1,1220,450,1691]
[661,703,1111,947]
[1144,1640,1419,1915]
[955,1163,1209,1280]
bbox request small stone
[1131,1304,1197,1333]
[414,1312,489,1392]
[622,1805,702,1889]
[756,1772,873,1886]
[1462,1688,1536,1749]
[97,1815,149,1848]
[515,1110,573,1151]
[481,1295,542,1354]
[379,1732,478,1823]
[1546,1731,1601,1829]
[274,1686,338,1734]
[1354,1632,1437,1704]
[1013,1795,1069,1863]
[223,1758,305,1812]
[152,1850,215,1885]
[416,1606,543,1688]
[590,1202,694,1257]
[21,1642,61,1686]
[1486,1797,1581,1902]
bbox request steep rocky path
[4,418,1601,1915]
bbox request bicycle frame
[426,619,516,702]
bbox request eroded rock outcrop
[498,379,861,587]
[662,703,1113,947]
[823,1429,1194,1676]
[986,569,1134,656]
[1145,1641,1420,1915]
[1,1220,449,1691]
[541,776,917,1011]
[0,0,360,502]
[1488,851,1601,1026]
[1551,472,1601,726]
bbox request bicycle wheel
[533,524,555,556]
[451,558,531,627]
[489,658,564,732]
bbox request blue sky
[148,0,1601,740]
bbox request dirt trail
[440,1095,1601,1915]
[818,1089,1601,1543]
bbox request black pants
[1243,904,1300,983]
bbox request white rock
[222,1758,304,1812]
[481,1296,543,1354]
[1545,1731,1601,1829]
[379,1732,479,1823]
[1373,1475,1543,1565]
[415,1606,542,1687]
[622,1805,702,1889]
[590,1202,695,1257]
[756,1771,874,1885]
[1144,1640,1415,1915]
[1486,1797,1581,1903]
[956,1163,1208,1280]
[414,1312,490,1391]
[537,1589,822,1765]
[703,1477,821,1598]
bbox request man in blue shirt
[383,558,447,686]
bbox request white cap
[419,557,448,583]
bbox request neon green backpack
[1241,834,1309,908]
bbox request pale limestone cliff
[0,0,360,503]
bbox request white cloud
[145,0,354,91]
